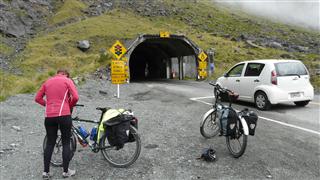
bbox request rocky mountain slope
[1,0,319,100]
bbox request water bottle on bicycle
[43,104,141,168]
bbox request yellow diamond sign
[109,40,127,60]
[198,51,208,61]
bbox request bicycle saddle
[96,107,111,113]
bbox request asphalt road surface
[144,80,320,179]
[0,79,319,180]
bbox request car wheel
[294,101,309,107]
[255,91,271,110]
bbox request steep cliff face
[0,0,55,70]
[0,0,54,37]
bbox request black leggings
[44,115,72,173]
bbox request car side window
[227,64,245,77]
[244,63,265,76]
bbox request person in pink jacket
[35,69,79,179]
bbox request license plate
[290,92,301,98]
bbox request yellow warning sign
[199,70,207,77]
[121,57,128,62]
[198,51,208,61]
[109,40,127,60]
[199,61,207,69]
[111,74,126,84]
[111,60,125,75]
[160,31,170,38]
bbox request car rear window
[275,62,308,76]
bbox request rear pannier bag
[243,111,258,136]
[220,107,238,137]
[218,91,230,102]
[104,114,132,149]
[127,118,138,142]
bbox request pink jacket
[35,74,79,117]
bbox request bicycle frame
[71,108,117,152]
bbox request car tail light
[271,70,277,85]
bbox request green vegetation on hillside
[0,42,14,56]
[50,0,87,25]
[1,0,319,101]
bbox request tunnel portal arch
[125,34,202,81]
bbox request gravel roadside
[0,78,222,180]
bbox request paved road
[149,80,320,134]
[145,80,320,179]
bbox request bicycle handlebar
[72,116,99,124]
[209,82,233,94]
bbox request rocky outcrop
[0,0,53,38]
[82,0,178,17]
[0,0,54,71]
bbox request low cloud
[214,0,320,30]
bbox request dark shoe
[42,172,51,179]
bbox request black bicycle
[43,104,141,168]
[200,83,253,158]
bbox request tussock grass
[0,42,14,56]
[50,0,87,25]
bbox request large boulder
[77,40,90,51]
[268,41,283,49]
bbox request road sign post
[109,40,128,98]
[197,51,208,79]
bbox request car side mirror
[223,73,228,77]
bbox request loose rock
[77,40,90,51]
[11,126,21,132]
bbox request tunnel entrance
[126,34,202,81]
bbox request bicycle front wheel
[200,109,220,138]
[226,120,247,158]
[100,126,141,168]
[42,133,77,167]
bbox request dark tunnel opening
[129,37,198,81]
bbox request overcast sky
[214,0,320,30]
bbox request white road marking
[310,102,320,106]
[258,116,320,135]
[190,96,320,136]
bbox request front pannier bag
[243,111,258,136]
[220,107,238,137]
[104,114,132,149]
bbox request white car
[216,59,314,110]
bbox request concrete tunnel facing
[125,34,204,81]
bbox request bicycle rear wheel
[226,120,247,158]
[100,126,141,168]
[42,133,77,167]
[200,109,220,138]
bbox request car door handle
[254,79,260,82]
[236,79,240,82]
